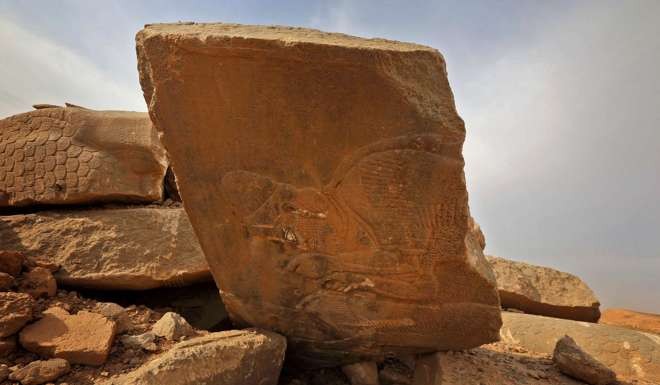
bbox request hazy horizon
[1,1,658,312]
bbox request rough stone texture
[553,335,617,385]
[151,312,195,341]
[18,267,57,298]
[0,105,168,207]
[0,364,7,382]
[19,307,117,365]
[8,358,70,385]
[487,256,601,322]
[0,250,24,276]
[0,291,34,337]
[500,311,660,383]
[600,308,660,335]
[137,22,501,365]
[0,207,209,290]
[412,343,585,385]
[101,329,286,385]
[0,272,14,290]
[0,336,16,357]
[342,361,380,385]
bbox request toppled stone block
[102,329,286,385]
[553,335,616,385]
[500,311,660,383]
[8,358,70,385]
[19,307,116,365]
[0,106,167,207]
[600,308,660,335]
[487,256,600,322]
[0,207,209,290]
[0,292,34,337]
[137,22,501,365]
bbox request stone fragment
[600,308,660,335]
[487,256,600,322]
[0,336,16,357]
[19,307,116,365]
[0,250,24,277]
[101,329,286,385]
[0,272,14,290]
[8,358,70,385]
[0,208,209,290]
[0,292,34,337]
[137,22,501,365]
[500,311,660,383]
[18,267,57,298]
[151,312,194,341]
[120,332,158,351]
[94,302,132,333]
[553,335,616,385]
[0,106,168,207]
[342,362,379,385]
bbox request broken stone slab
[0,292,34,337]
[19,307,116,365]
[553,335,617,385]
[600,308,660,335]
[101,329,286,385]
[8,358,70,385]
[0,207,210,290]
[0,105,168,207]
[500,311,660,383]
[137,22,501,365]
[487,256,601,322]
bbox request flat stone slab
[0,106,167,207]
[101,329,286,385]
[500,311,660,383]
[487,256,600,322]
[0,207,209,290]
[137,22,501,365]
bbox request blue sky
[1,0,659,312]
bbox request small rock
[553,335,617,385]
[0,336,17,357]
[94,302,133,333]
[8,358,70,385]
[0,364,8,382]
[23,257,60,273]
[0,292,34,337]
[0,272,14,290]
[120,332,158,351]
[342,362,379,385]
[151,312,194,341]
[19,307,116,365]
[0,250,24,277]
[18,267,57,298]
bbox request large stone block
[0,105,167,207]
[500,312,660,383]
[136,23,501,364]
[487,256,601,322]
[0,207,209,290]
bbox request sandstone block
[0,207,209,290]
[0,105,167,207]
[487,256,600,322]
[18,267,57,298]
[600,308,660,335]
[102,329,286,385]
[19,307,116,365]
[137,22,501,365]
[8,358,70,385]
[500,312,660,383]
[553,335,617,385]
[0,292,34,337]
